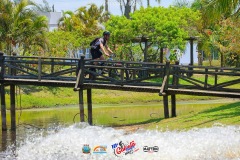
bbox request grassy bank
[91,100,240,130]
[3,86,222,109]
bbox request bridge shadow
[199,101,240,118]
[108,118,164,128]
[20,86,59,95]
[187,101,240,128]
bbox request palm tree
[58,11,76,31]
[0,0,48,55]
[75,4,107,36]
[205,0,240,20]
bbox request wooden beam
[87,89,92,125]
[38,57,42,81]
[10,85,16,130]
[163,95,169,118]
[171,95,176,117]
[1,84,7,131]
[79,89,84,122]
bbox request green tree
[0,0,48,55]
[106,7,201,62]
[46,30,83,57]
[205,0,240,19]
[32,0,52,12]
[75,4,108,36]
[58,11,76,32]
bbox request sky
[33,0,193,15]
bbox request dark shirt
[91,38,107,50]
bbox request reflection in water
[0,123,240,160]
[1,131,7,151]
[1,130,16,158]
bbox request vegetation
[0,0,48,55]
[0,0,240,130]
[147,100,240,131]
[0,0,240,65]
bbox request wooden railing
[1,53,240,97]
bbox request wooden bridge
[0,52,240,131]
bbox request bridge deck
[3,78,240,98]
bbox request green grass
[147,101,240,131]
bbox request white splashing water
[2,123,240,160]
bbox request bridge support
[87,89,92,125]
[79,89,85,122]
[163,95,169,118]
[10,85,16,130]
[171,95,176,117]
[1,84,7,131]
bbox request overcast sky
[33,0,194,15]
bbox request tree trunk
[105,0,108,12]
[124,0,131,19]
[147,0,150,7]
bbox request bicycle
[87,54,121,80]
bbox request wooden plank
[167,88,240,98]
[209,78,240,89]
[5,63,39,77]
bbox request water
[1,123,240,160]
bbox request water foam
[2,123,240,160]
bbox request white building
[38,12,62,31]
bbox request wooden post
[214,68,218,86]
[204,68,208,88]
[51,58,54,74]
[0,52,7,131]
[10,131,16,152]
[78,55,85,122]
[120,62,124,83]
[10,53,16,130]
[190,38,194,66]
[79,89,84,122]
[1,131,7,151]
[0,52,4,80]
[144,39,148,62]
[10,85,16,130]
[161,61,170,118]
[163,95,169,118]
[160,47,164,64]
[1,84,7,131]
[38,57,42,81]
[87,89,92,125]
[170,61,178,117]
[171,95,176,117]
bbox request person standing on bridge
[90,31,114,63]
